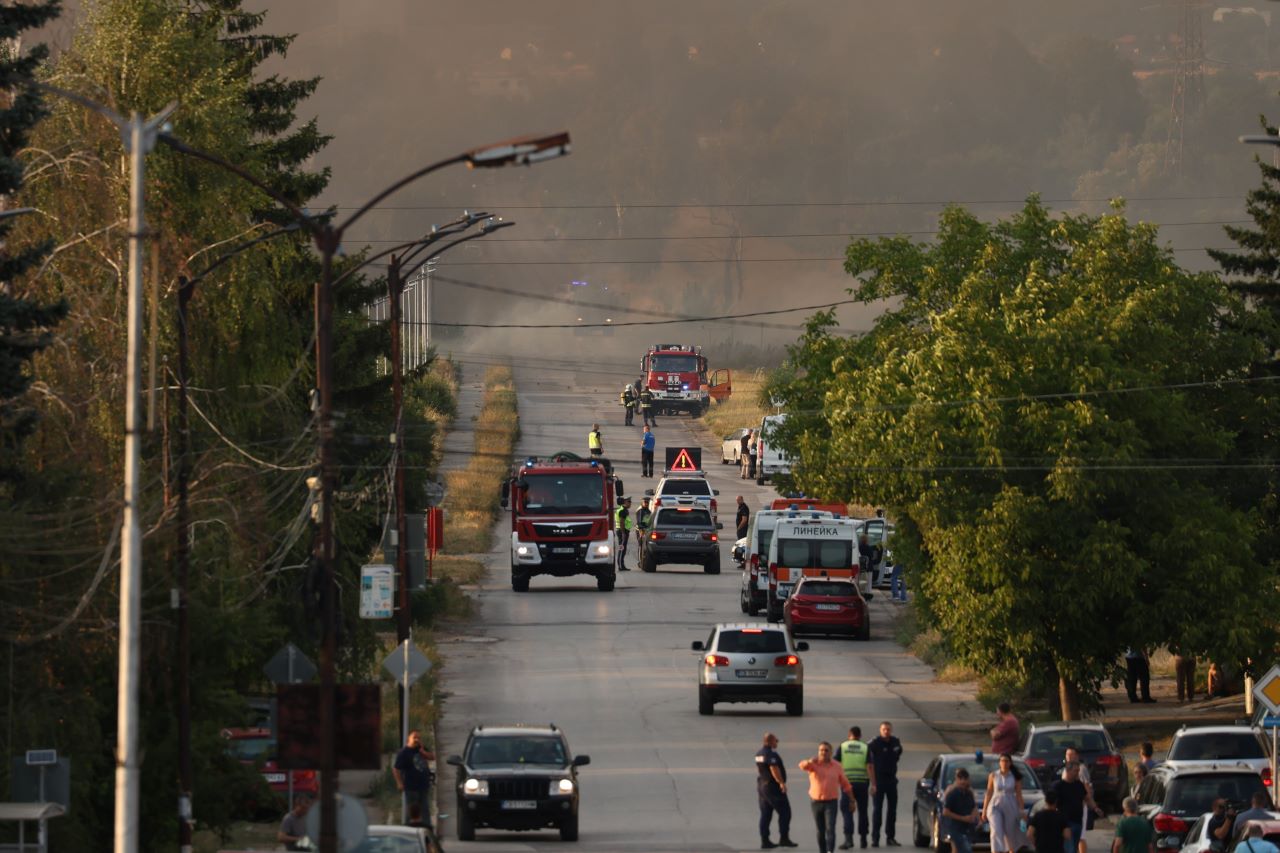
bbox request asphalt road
[434,366,956,852]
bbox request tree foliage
[767,198,1278,715]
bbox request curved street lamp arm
[329,211,493,289]
[397,214,492,270]
[336,153,469,237]
[181,223,303,294]
[417,221,514,266]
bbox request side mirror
[716,522,724,530]
[691,640,704,651]
[919,778,935,789]
[615,480,624,497]
[446,755,463,767]
[572,754,591,767]
[796,641,809,652]
[713,489,720,495]
[645,489,654,497]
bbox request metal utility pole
[175,277,194,853]
[115,105,176,853]
[388,252,412,642]
[1165,0,1209,176]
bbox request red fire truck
[640,344,732,417]
[500,453,624,592]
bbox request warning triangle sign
[664,446,703,471]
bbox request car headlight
[594,544,611,556]
[551,778,574,795]
[463,778,489,796]
[516,545,531,556]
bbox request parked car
[351,824,439,852]
[641,506,721,574]
[1164,726,1273,788]
[911,752,1044,853]
[1174,812,1218,853]
[1134,764,1271,852]
[647,474,719,524]
[721,428,751,464]
[1230,819,1280,849]
[1018,722,1127,811]
[221,727,318,815]
[692,623,807,716]
[446,723,589,842]
[783,577,870,640]
[755,414,790,484]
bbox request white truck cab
[764,514,865,622]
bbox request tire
[698,686,714,715]
[559,812,579,842]
[456,804,475,841]
[932,815,947,853]
[512,572,530,593]
[704,557,720,575]
[597,570,615,592]
[747,596,761,617]
[785,691,803,716]
[766,603,782,623]
[913,809,929,847]
[739,590,749,613]
[641,554,657,573]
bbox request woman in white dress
[981,753,1026,853]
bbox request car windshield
[795,581,857,597]
[520,474,605,515]
[350,835,425,852]
[659,479,711,496]
[943,760,1041,790]
[227,737,275,762]
[777,539,853,569]
[1169,733,1266,761]
[1027,730,1112,757]
[716,629,788,653]
[656,508,712,527]
[467,736,567,767]
[1165,774,1267,815]
[651,354,698,373]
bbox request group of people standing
[613,494,653,571]
[738,429,759,480]
[620,380,658,427]
[756,722,904,853]
[587,422,658,478]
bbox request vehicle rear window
[796,581,857,597]
[660,479,711,496]
[777,539,853,569]
[756,530,774,555]
[1169,733,1266,761]
[227,738,275,761]
[943,760,1041,790]
[716,629,787,654]
[656,508,712,527]
[467,736,567,767]
[1028,730,1111,757]
[1165,774,1267,815]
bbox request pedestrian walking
[276,794,313,851]
[889,558,907,603]
[756,732,798,850]
[588,423,603,457]
[1052,760,1103,853]
[621,384,636,426]
[635,497,652,563]
[392,729,436,826]
[740,431,752,478]
[1112,797,1155,853]
[614,497,633,571]
[639,386,656,426]
[867,721,903,847]
[747,430,758,479]
[980,753,1026,853]
[1027,790,1070,853]
[989,703,1019,755]
[640,424,656,477]
[800,741,854,853]
[835,725,875,849]
[1173,653,1197,702]
[1123,648,1155,703]
[941,767,979,853]
[736,496,751,541]
[1062,747,1092,789]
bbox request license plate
[552,547,574,554]
[263,773,286,783]
[815,603,841,611]
[501,800,537,810]
[735,669,768,678]
[673,532,696,540]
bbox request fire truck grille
[531,523,593,539]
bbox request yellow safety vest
[588,430,602,450]
[839,739,870,783]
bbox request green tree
[771,198,1276,717]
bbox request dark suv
[1134,764,1271,851]
[446,724,590,842]
[1018,722,1127,810]
[641,506,722,574]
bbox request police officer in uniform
[835,726,875,849]
[621,384,636,425]
[868,721,903,847]
[614,497,633,571]
[634,497,652,564]
[638,386,656,427]
[757,732,798,850]
[588,423,603,457]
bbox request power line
[409,299,865,329]
[413,249,1232,266]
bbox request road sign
[359,563,395,619]
[25,750,57,766]
[664,446,702,472]
[264,642,316,685]
[382,640,432,687]
[1252,663,1280,715]
[1261,715,1280,728]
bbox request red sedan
[222,727,318,810]
[783,578,870,640]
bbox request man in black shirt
[737,496,751,540]
[756,731,799,849]
[941,768,978,853]
[867,721,904,847]
[1052,761,1102,853]
[1028,790,1071,853]
[1205,799,1233,852]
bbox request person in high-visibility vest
[634,497,652,563]
[588,423,603,457]
[613,497,633,571]
[621,384,636,426]
[834,726,875,850]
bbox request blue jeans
[812,799,838,853]
[759,785,791,840]
[1066,820,1083,853]
[950,831,974,853]
[890,564,906,600]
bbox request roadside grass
[702,368,768,438]
[443,366,519,554]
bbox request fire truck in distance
[501,453,624,592]
[640,344,732,417]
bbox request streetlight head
[467,131,571,168]
[481,217,515,234]
[1239,133,1280,146]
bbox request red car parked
[222,727,318,809]
[783,577,870,640]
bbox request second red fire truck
[640,343,732,417]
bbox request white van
[738,509,833,616]
[754,414,791,485]
[764,515,865,622]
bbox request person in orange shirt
[800,742,855,853]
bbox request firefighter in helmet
[621,383,636,426]
[638,385,655,427]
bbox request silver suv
[691,623,807,717]
[1164,725,1273,784]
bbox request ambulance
[738,509,834,617]
[763,514,865,623]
